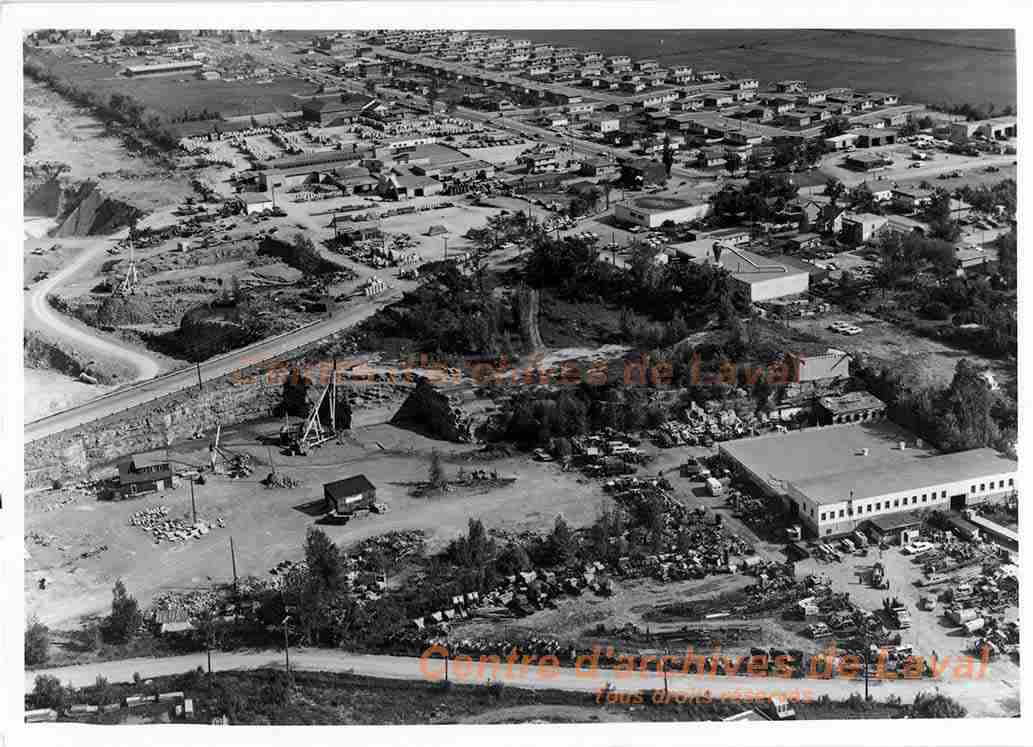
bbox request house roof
[118,458,174,485]
[818,391,887,416]
[324,474,376,499]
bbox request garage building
[719,423,1018,538]
[614,196,711,229]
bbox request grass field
[26,50,318,122]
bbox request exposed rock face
[514,285,543,351]
[53,181,142,237]
[391,378,474,443]
[24,176,65,218]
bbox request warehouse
[719,423,1018,537]
[714,246,810,302]
[614,196,711,229]
[123,60,203,77]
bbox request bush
[911,691,966,718]
[31,674,69,710]
[25,617,50,666]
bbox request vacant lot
[788,311,1012,389]
[25,416,610,628]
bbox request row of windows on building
[816,478,1014,523]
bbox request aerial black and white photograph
[12,7,1027,739]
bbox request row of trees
[23,53,178,150]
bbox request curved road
[27,238,162,382]
[25,286,404,443]
[25,648,1017,717]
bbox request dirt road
[25,286,403,442]
[25,647,1019,717]
[25,235,162,383]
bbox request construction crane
[208,423,254,478]
[287,359,342,456]
[119,234,139,295]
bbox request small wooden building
[109,457,177,500]
[323,474,376,515]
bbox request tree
[428,450,446,490]
[25,616,50,666]
[546,515,576,566]
[30,675,69,710]
[305,527,343,593]
[661,134,674,177]
[848,183,877,213]
[824,178,845,205]
[103,579,142,643]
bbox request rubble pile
[129,505,222,544]
[262,471,301,489]
[25,531,55,548]
[226,454,254,479]
[570,431,651,477]
[650,400,794,448]
[151,588,221,620]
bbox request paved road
[25,288,402,443]
[26,235,162,384]
[25,648,1017,717]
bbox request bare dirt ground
[24,79,195,213]
[25,417,609,628]
[24,369,116,423]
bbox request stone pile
[263,471,301,489]
[129,505,217,544]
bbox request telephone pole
[189,478,197,524]
[230,536,238,592]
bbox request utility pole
[189,478,197,524]
[230,536,238,592]
[282,615,292,684]
[443,236,448,261]
[196,362,203,392]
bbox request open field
[26,49,318,122]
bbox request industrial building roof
[792,447,1016,505]
[722,424,1016,506]
[717,247,810,285]
[627,196,696,213]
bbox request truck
[948,606,978,625]
[963,617,986,634]
[871,562,889,589]
[705,477,724,497]
[884,597,911,629]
